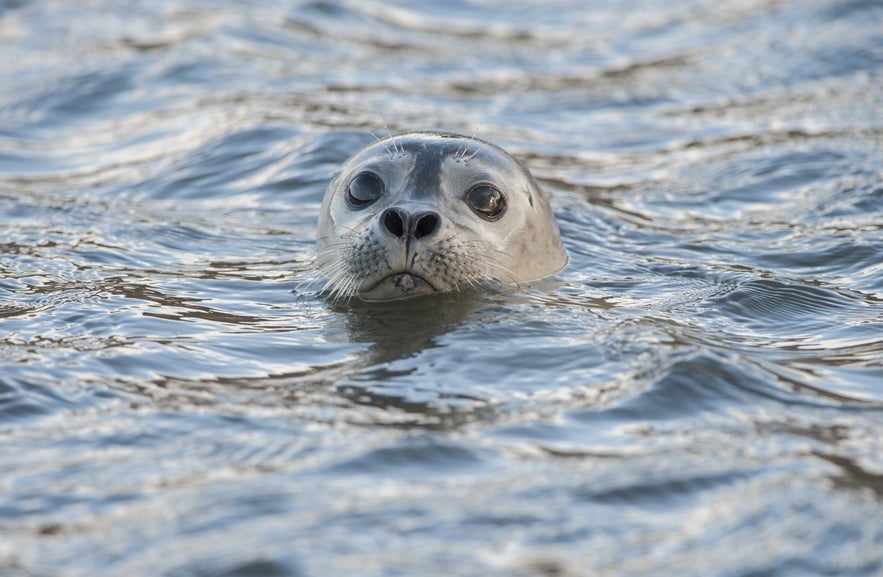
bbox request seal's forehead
[368,133,521,172]
[338,133,496,170]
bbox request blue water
[2,1,882,576]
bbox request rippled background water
[2,1,882,575]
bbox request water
[1,1,882,575]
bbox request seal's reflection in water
[326,288,495,430]
[333,290,479,361]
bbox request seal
[315,132,567,301]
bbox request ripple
[712,279,877,341]
[2,1,883,576]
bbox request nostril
[383,209,405,237]
[413,212,439,239]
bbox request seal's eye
[346,172,383,208]
[466,185,506,221]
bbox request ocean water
[1,1,882,576]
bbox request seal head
[315,132,567,301]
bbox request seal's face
[316,132,567,301]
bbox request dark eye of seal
[346,172,384,208]
[467,185,506,221]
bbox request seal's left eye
[466,185,506,220]
[346,172,383,208]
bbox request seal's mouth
[359,272,439,301]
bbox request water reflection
[335,290,485,353]
[2,0,883,575]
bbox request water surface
[1,1,882,576]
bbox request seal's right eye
[346,172,383,208]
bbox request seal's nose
[382,208,405,237]
[382,208,439,240]
[412,212,439,239]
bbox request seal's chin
[359,273,440,301]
